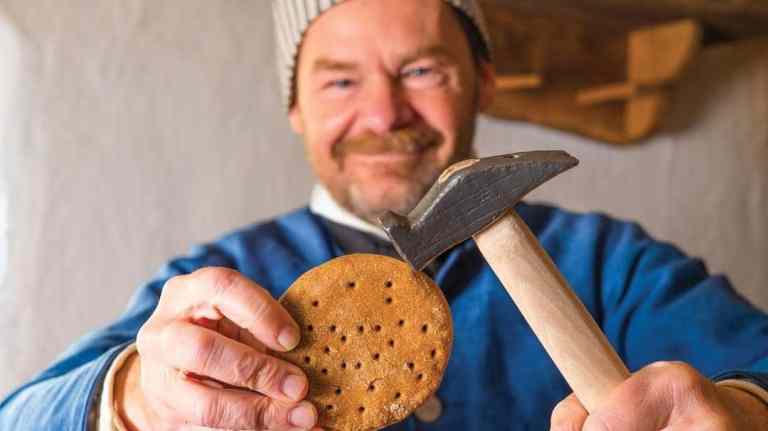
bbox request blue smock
[2,203,767,430]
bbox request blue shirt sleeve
[0,242,237,430]
[595,217,768,385]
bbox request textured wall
[481,38,768,312]
[1,0,766,397]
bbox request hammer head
[378,151,578,270]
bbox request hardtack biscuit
[277,253,453,431]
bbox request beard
[324,121,476,224]
[344,156,444,220]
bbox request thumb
[551,393,588,431]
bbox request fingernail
[289,402,316,428]
[282,374,307,401]
[278,326,300,351]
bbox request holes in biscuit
[303,356,311,364]
[406,362,415,370]
[417,373,424,380]
[311,300,319,307]
[385,297,393,304]
[354,362,362,369]
[324,346,331,354]
[326,404,334,411]
[388,339,395,347]
[335,388,342,395]
[372,352,380,360]
[373,324,382,332]
[398,319,405,327]
[421,324,429,333]
[321,368,328,375]
[340,335,347,343]
[306,325,314,332]
[340,362,347,369]
[394,392,402,400]
[368,383,375,391]
[347,281,356,289]
[330,325,337,332]
[431,349,437,358]
[357,325,364,334]
[358,406,365,413]
[385,281,393,288]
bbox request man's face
[289,0,495,222]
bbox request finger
[146,364,318,431]
[189,316,266,353]
[150,320,309,402]
[582,366,675,431]
[167,268,300,352]
[217,317,243,340]
[550,393,588,431]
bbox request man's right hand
[115,267,320,430]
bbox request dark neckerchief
[317,216,441,278]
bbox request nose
[359,77,415,134]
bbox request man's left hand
[550,361,768,430]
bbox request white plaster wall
[1,0,766,396]
[0,3,19,306]
[0,0,313,395]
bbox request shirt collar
[309,184,391,241]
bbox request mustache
[332,127,442,161]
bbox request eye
[403,67,433,78]
[326,79,355,90]
[401,65,445,89]
[320,77,357,99]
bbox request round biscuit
[277,253,453,431]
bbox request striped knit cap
[272,0,491,109]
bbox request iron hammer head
[378,151,579,270]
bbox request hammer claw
[379,151,578,269]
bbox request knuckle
[190,331,222,372]
[668,363,704,390]
[550,399,571,420]
[250,396,283,429]
[161,275,185,297]
[232,353,261,388]
[200,267,240,296]
[549,397,585,431]
[583,413,618,431]
[649,361,702,388]
[248,295,274,327]
[195,392,225,427]
[135,325,151,355]
[550,415,581,431]
[250,355,283,391]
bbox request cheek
[304,104,356,164]
[410,94,464,157]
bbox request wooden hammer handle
[474,210,630,412]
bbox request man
[1,0,767,429]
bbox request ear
[476,61,496,111]
[288,103,305,135]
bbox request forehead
[298,0,466,65]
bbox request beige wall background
[1,0,766,396]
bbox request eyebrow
[310,45,455,74]
[311,58,358,74]
[399,45,454,66]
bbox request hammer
[379,151,630,412]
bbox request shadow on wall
[0,7,22,292]
[664,38,768,138]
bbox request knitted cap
[272,0,491,109]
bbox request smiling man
[2,1,768,430]
[287,0,492,223]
